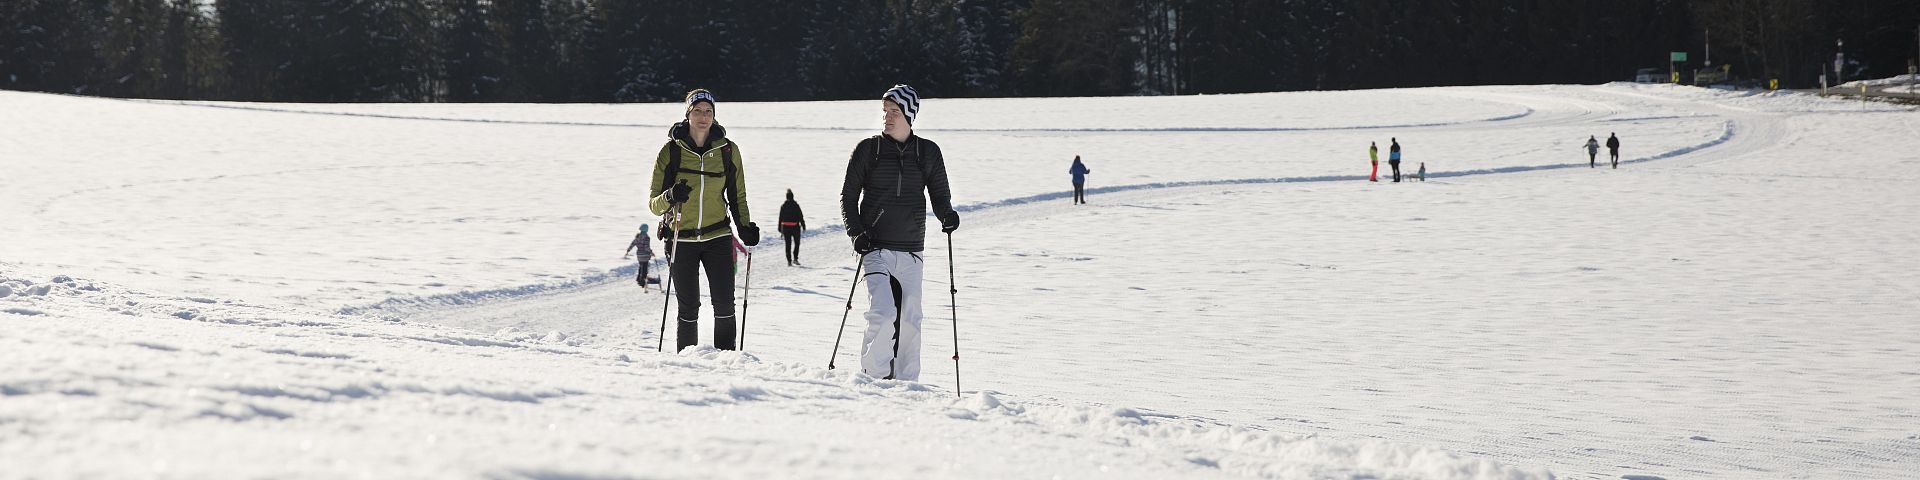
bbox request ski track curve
[361,88,1767,322]
[118,94,1542,134]
[28,161,487,222]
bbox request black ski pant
[1390,160,1402,182]
[636,260,650,285]
[671,236,735,351]
[782,232,801,265]
[1589,152,1596,168]
[1072,182,1086,204]
[1610,150,1619,168]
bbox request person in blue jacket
[1069,155,1092,204]
[1389,138,1404,182]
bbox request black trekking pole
[826,254,866,370]
[656,202,683,353]
[739,249,752,350]
[946,232,962,398]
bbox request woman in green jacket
[649,89,760,352]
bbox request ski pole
[656,204,681,353]
[946,232,962,398]
[827,253,866,370]
[739,249,752,350]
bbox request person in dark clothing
[1068,156,1091,204]
[1388,138,1403,182]
[1605,133,1621,169]
[624,224,655,291]
[778,189,806,266]
[841,84,958,381]
[648,89,760,352]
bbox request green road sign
[1671,52,1688,62]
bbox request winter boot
[676,316,698,352]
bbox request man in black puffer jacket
[840,84,958,382]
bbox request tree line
[2,0,1914,103]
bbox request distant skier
[841,84,959,381]
[1417,162,1427,182]
[1389,138,1403,182]
[778,189,806,266]
[1369,142,1380,182]
[1585,135,1601,168]
[624,225,655,291]
[1068,155,1091,204]
[1605,133,1621,169]
[649,88,761,352]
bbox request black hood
[669,121,727,145]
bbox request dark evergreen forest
[3,0,1915,102]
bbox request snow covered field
[3,84,1916,479]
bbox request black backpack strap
[914,138,928,177]
[721,144,746,226]
[661,141,683,194]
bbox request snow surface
[3,83,1917,479]
[1839,73,1919,89]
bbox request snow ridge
[3,267,1552,479]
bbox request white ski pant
[860,250,925,381]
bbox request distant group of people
[1369,138,1422,182]
[1364,132,1624,182]
[1586,133,1622,169]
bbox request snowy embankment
[1839,73,1919,89]
[1,264,1541,479]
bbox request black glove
[938,212,960,233]
[738,223,760,247]
[851,231,877,255]
[667,180,692,204]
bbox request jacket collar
[670,121,729,151]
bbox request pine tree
[1011,0,1138,96]
[494,0,563,101]
[1,0,103,94]
[442,0,508,101]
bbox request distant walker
[1605,133,1621,169]
[1069,155,1092,204]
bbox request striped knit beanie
[883,84,920,125]
[685,89,716,117]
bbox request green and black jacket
[648,122,752,242]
